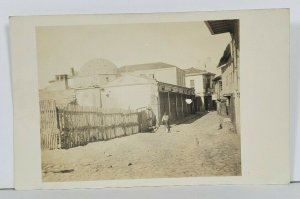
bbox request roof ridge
[184,67,207,74]
[121,61,174,67]
[118,62,177,73]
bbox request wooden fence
[40,100,140,150]
[57,105,140,149]
[40,100,61,150]
[40,100,58,130]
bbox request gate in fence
[40,100,140,150]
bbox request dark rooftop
[184,67,206,74]
[118,62,178,73]
[205,20,237,35]
[184,67,216,76]
[218,43,231,67]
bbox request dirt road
[42,111,241,182]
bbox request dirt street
[42,111,241,182]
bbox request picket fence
[40,100,140,150]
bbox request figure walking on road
[162,112,171,133]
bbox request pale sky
[36,22,231,89]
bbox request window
[190,79,195,88]
[206,77,211,88]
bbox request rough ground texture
[42,111,241,182]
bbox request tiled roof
[184,67,206,74]
[184,67,216,76]
[118,62,177,73]
[218,44,231,67]
[205,20,237,35]
[103,74,156,87]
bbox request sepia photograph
[37,19,241,182]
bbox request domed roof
[79,58,118,76]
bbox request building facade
[39,58,120,105]
[40,59,196,126]
[118,62,186,87]
[184,67,215,112]
[206,20,240,134]
[74,74,195,125]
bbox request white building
[118,62,186,87]
[184,67,215,111]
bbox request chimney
[64,75,69,89]
[70,67,75,76]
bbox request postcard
[10,9,290,189]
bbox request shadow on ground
[174,111,209,125]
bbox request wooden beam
[157,93,161,123]
[175,94,178,119]
[185,95,188,115]
[205,21,215,35]
[168,91,171,119]
[181,94,184,117]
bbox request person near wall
[146,107,157,133]
[161,112,171,133]
[225,99,229,116]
